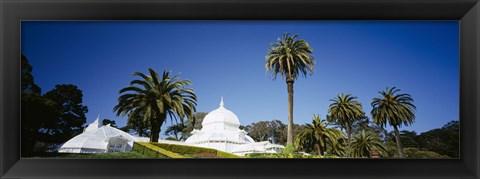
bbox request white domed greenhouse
[182,97,284,156]
[58,117,148,153]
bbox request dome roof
[83,115,101,132]
[58,124,136,153]
[201,97,240,129]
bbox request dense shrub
[152,143,240,158]
[282,144,296,155]
[195,153,222,158]
[246,152,338,158]
[133,142,186,158]
[403,147,450,159]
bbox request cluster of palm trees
[293,88,414,158]
[266,33,416,158]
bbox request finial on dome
[220,96,224,107]
[96,115,102,127]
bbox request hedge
[245,153,338,158]
[132,142,186,158]
[152,143,240,158]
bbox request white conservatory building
[58,116,148,153]
[58,98,284,156]
[182,97,284,156]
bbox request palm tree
[371,87,416,158]
[327,137,348,157]
[164,123,186,141]
[295,115,345,156]
[113,68,197,142]
[265,32,316,145]
[351,130,387,158]
[328,93,365,148]
[164,115,197,141]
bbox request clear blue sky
[21,21,459,136]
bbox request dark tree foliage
[351,117,387,141]
[244,120,288,145]
[22,94,60,156]
[384,120,459,158]
[119,113,151,137]
[164,123,187,141]
[163,112,207,140]
[21,54,41,95]
[244,121,271,142]
[43,84,89,143]
[21,55,88,156]
[191,112,207,129]
[417,120,459,158]
[102,119,118,128]
[291,124,306,143]
[386,131,419,149]
[403,147,449,158]
[399,131,419,148]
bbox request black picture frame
[1,0,479,178]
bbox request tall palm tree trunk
[317,144,322,156]
[346,125,352,146]
[346,125,352,157]
[393,125,405,158]
[323,137,328,156]
[286,79,294,145]
[150,119,160,142]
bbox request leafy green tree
[244,121,271,142]
[43,84,88,143]
[398,130,419,148]
[102,119,118,128]
[268,120,288,144]
[21,54,47,156]
[173,112,208,140]
[295,115,345,156]
[265,32,316,145]
[351,117,387,141]
[164,112,208,141]
[351,130,387,158]
[22,93,59,156]
[417,120,459,158]
[21,55,88,156]
[119,113,151,137]
[165,123,188,141]
[371,87,416,158]
[244,120,287,144]
[328,93,366,155]
[113,69,197,142]
[21,54,41,95]
[191,112,208,129]
[327,137,348,157]
[381,121,459,158]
